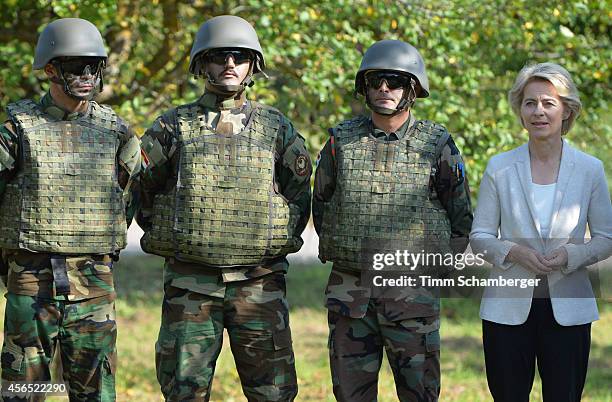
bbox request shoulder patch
[295,154,309,176]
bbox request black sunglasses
[205,49,253,65]
[54,57,105,76]
[365,71,412,90]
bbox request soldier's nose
[225,56,236,67]
[378,81,391,92]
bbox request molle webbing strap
[385,143,396,172]
[50,255,70,296]
[374,141,385,171]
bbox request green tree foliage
[1,0,610,192]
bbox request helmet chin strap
[366,78,417,116]
[204,61,255,99]
[204,72,250,96]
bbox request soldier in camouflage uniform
[313,40,473,401]
[137,15,311,402]
[0,18,140,401]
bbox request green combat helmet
[189,15,265,96]
[355,39,429,116]
[33,18,108,99]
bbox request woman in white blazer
[470,62,612,402]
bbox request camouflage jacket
[0,92,140,299]
[137,91,312,296]
[313,114,473,318]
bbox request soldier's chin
[67,86,99,101]
[217,77,242,87]
[375,100,397,109]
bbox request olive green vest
[318,116,452,270]
[140,102,302,266]
[0,99,127,254]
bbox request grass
[1,254,610,401]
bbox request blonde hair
[508,62,582,135]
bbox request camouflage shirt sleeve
[136,112,178,231]
[275,114,312,238]
[312,136,335,235]
[434,135,473,254]
[0,122,19,198]
[0,122,19,281]
[116,117,141,225]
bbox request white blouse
[531,182,556,238]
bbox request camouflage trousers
[156,273,297,402]
[1,293,117,402]
[328,302,441,402]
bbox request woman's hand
[543,247,568,270]
[506,245,553,274]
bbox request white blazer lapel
[514,144,543,240]
[548,140,576,239]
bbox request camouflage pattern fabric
[328,307,440,402]
[0,97,139,254]
[314,114,473,318]
[0,92,140,211]
[140,100,302,265]
[314,114,472,401]
[0,92,140,280]
[140,91,309,401]
[138,90,311,282]
[313,114,473,256]
[1,293,116,402]
[325,269,441,320]
[162,256,287,296]
[317,116,453,270]
[156,272,297,402]
[2,250,115,301]
[0,124,15,178]
[0,92,134,401]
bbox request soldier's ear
[44,63,58,79]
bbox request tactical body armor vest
[0,99,127,254]
[319,116,452,270]
[140,102,302,266]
